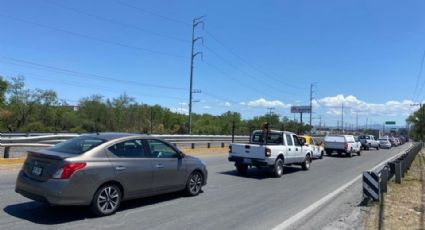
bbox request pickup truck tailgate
[230,143,265,159]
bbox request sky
[0,0,425,128]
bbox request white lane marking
[272,143,414,230]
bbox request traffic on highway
[1,0,424,229]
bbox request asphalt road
[0,143,413,230]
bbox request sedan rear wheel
[185,171,203,196]
[91,184,122,216]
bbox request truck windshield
[251,132,283,145]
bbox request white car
[378,138,392,149]
[229,130,313,177]
[324,135,361,157]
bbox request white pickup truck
[324,135,361,157]
[228,130,312,177]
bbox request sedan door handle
[155,164,164,169]
[115,166,126,171]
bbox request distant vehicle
[16,133,208,216]
[394,137,401,146]
[324,135,361,157]
[358,135,380,150]
[389,136,397,146]
[378,138,392,149]
[298,135,325,159]
[228,130,312,177]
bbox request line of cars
[14,130,408,217]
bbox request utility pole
[341,102,344,133]
[267,107,275,124]
[411,103,423,141]
[309,83,315,127]
[188,16,205,135]
[356,111,359,131]
[319,115,322,129]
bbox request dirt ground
[364,150,425,230]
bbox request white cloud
[317,94,413,117]
[224,102,231,107]
[171,107,188,115]
[203,105,211,109]
[243,98,291,109]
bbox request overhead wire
[0,13,188,59]
[41,0,190,44]
[0,55,188,91]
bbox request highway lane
[0,143,413,230]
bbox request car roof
[82,132,148,141]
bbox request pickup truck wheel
[319,151,324,159]
[376,145,380,150]
[301,155,311,170]
[326,151,331,156]
[357,150,361,156]
[347,151,352,158]
[273,158,284,178]
[236,163,248,175]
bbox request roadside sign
[290,106,311,113]
[385,121,396,125]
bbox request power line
[111,0,191,26]
[0,13,187,59]
[204,30,307,91]
[0,70,186,101]
[42,0,190,44]
[204,45,298,98]
[202,60,279,99]
[0,55,188,91]
[412,49,425,100]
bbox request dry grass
[365,151,425,230]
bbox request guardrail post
[3,146,10,159]
[191,143,195,149]
[221,142,225,148]
[395,161,402,184]
[207,143,211,148]
[381,167,388,193]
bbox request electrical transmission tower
[188,16,205,134]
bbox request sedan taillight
[53,162,86,179]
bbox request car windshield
[48,136,106,155]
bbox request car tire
[236,163,248,175]
[347,150,352,158]
[301,155,311,170]
[376,145,380,150]
[90,184,122,217]
[357,150,361,156]
[184,171,203,196]
[273,158,284,178]
[326,150,332,156]
[319,151,324,159]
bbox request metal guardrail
[0,133,250,158]
[362,143,422,201]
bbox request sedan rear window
[48,136,106,155]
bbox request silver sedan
[15,133,207,216]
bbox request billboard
[290,105,311,113]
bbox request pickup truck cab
[228,130,312,177]
[324,135,361,157]
[358,135,380,150]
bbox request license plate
[243,158,252,164]
[31,166,43,176]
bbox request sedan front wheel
[185,171,203,196]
